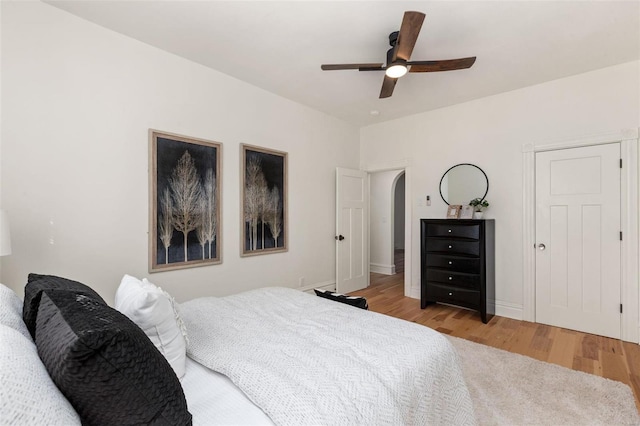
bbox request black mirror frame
[439,163,489,205]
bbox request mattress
[181,357,274,425]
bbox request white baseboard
[404,291,524,321]
[410,286,420,299]
[299,280,335,294]
[493,300,523,320]
[370,262,396,275]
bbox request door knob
[335,235,345,241]
[538,243,546,251]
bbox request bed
[0,275,477,425]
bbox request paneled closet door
[535,143,621,339]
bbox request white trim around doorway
[362,159,413,299]
[522,128,639,343]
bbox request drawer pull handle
[448,292,453,296]
[448,245,452,249]
[448,261,453,265]
[448,229,452,233]
[449,276,453,280]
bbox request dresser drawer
[425,255,480,273]
[425,239,480,256]
[426,223,480,240]
[426,283,480,307]
[426,269,480,290]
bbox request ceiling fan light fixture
[385,62,408,78]
[320,11,475,98]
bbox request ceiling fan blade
[379,75,398,98]
[408,57,477,72]
[321,63,384,71]
[392,11,426,62]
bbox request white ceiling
[46,1,640,127]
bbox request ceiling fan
[321,11,476,99]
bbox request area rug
[448,336,640,425]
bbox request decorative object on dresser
[149,129,222,272]
[420,219,495,323]
[469,197,489,220]
[446,204,462,219]
[459,205,474,219]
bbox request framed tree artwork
[240,144,288,256]
[149,129,222,272]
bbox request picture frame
[446,204,462,219]
[241,144,288,256]
[149,129,222,272]
[459,205,474,219]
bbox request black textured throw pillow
[314,289,369,310]
[23,273,107,338]
[35,291,192,426]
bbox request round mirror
[439,163,489,205]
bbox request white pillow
[114,275,187,378]
[0,325,81,425]
[0,283,31,339]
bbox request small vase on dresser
[420,219,495,323]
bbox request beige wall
[3,2,638,314]
[0,2,359,303]
[361,60,640,318]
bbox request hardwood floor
[350,271,640,411]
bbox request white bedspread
[181,287,476,426]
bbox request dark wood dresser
[420,219,495,323]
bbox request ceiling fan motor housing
[387,31,399,66]
[388,31,400,47]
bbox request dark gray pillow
[35,291,192,426]
[23,273,106,338]
[314,289,369,310]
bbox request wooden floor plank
[351,271,640,410]
[547,329,578,368]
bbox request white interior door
[336,168,368,294]
[535,143,621,339]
